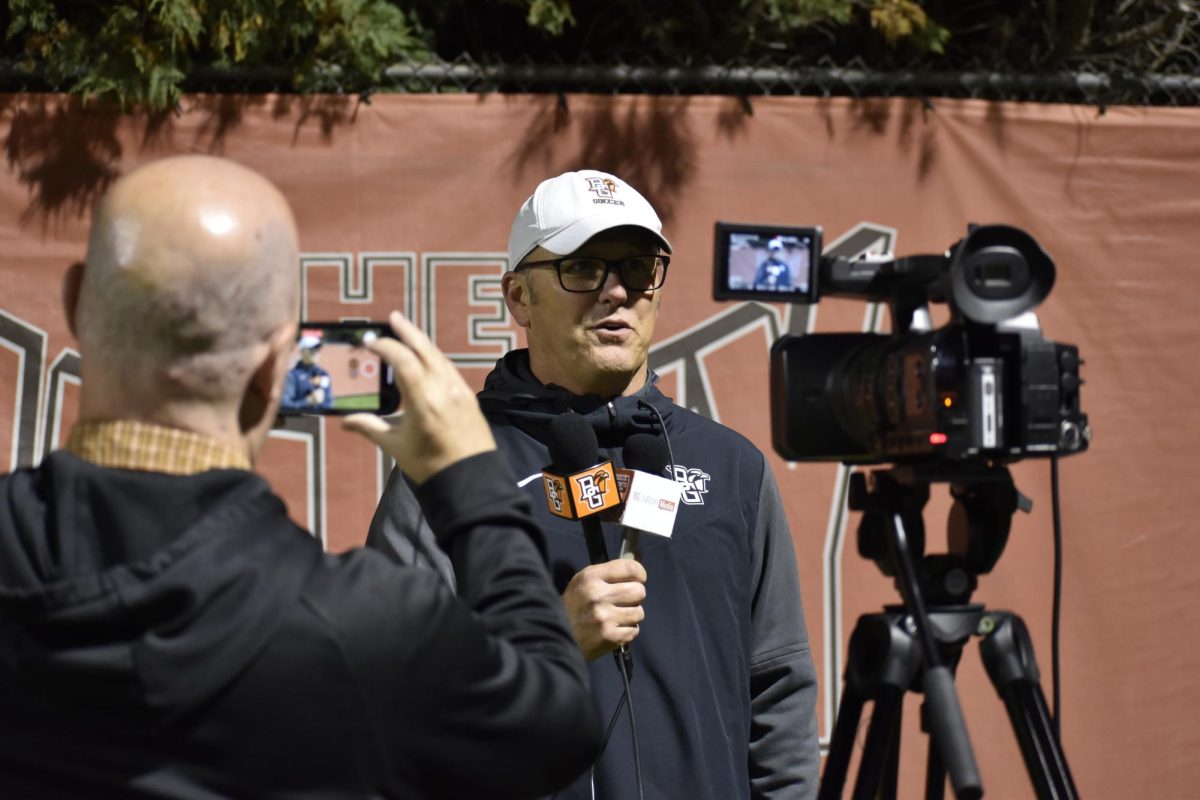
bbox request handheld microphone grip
[581,516,609,564]
[547,414,634,676]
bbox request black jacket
[368,351,820,800]
[0,449,599,799]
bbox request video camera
[712,222,1090,465]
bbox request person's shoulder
[666,400,764,456]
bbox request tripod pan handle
[924,666,983,800]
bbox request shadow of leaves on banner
[841,97,942,183]
[507,95,699,230]
[2,93,356,229]
[1,96,125,229]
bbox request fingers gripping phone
[276,321,400,416]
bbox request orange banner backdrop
[1,92,1197,798]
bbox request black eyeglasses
[514,254,670,293]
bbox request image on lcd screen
[724,231,814,295]
[280,327,385,412]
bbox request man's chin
[581,345,642,375]
[575,351,647,393]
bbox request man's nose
[597,265,629,304]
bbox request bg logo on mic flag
[542,463,621,519]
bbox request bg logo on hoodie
[671,465,711,506]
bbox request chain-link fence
[4,53,1199,108]
[368,54,1200,108]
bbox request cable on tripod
[1050,456,1063,738]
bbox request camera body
[712,222,1090,465]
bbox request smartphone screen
[712,222,821,304]
[277,321,400,416]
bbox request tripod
[818,465,1078,800]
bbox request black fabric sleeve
[364,465,457,589]
[327,451,599,799]
[748,458,820,800]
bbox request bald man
[0,156,599,798]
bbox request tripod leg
[979,612,1079,800]
[821,614,923,800]
[852,686,904,800]
[819,683,866,800]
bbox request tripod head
[850,462,1032,607]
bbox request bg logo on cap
[586,176,618,199]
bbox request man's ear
[501,272,533,329]
[62,261,85,339]
[239,323,296,435]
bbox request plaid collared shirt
[66,420,252,475]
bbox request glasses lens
[557,258,608,291]
[620,256,666,290]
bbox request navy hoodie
[368,351,819,800]
[0,448,599,799]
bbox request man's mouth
[593,319,631,333]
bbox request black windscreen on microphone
[548,413,602,473]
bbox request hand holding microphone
[561,560,647,662]
[545,414,648,663]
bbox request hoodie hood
[0,451,318,728]
[477,350,676,449]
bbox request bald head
[75,155,300,410]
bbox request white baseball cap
[507,169,672,271]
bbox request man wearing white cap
[755,237,794,291]
[368,169,819,799]
[282,334,334,410]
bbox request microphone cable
[637,399,677,477]
[592,690,628,765]
[570,655,645,800]
[1050,455,1063,738]
[615,648,645,800]
[550,689,626,800]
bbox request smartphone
[712,222,821,304]
[277,321,400,416]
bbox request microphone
[543,413,621,565]
[544,414,638,678]
[617,433,680,561]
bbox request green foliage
[869,0,950,54]
[4,0,427,110]
[3,0,1191,106]
[747,0,855,30]
[402,0,951,63]
[525,0,574,36]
